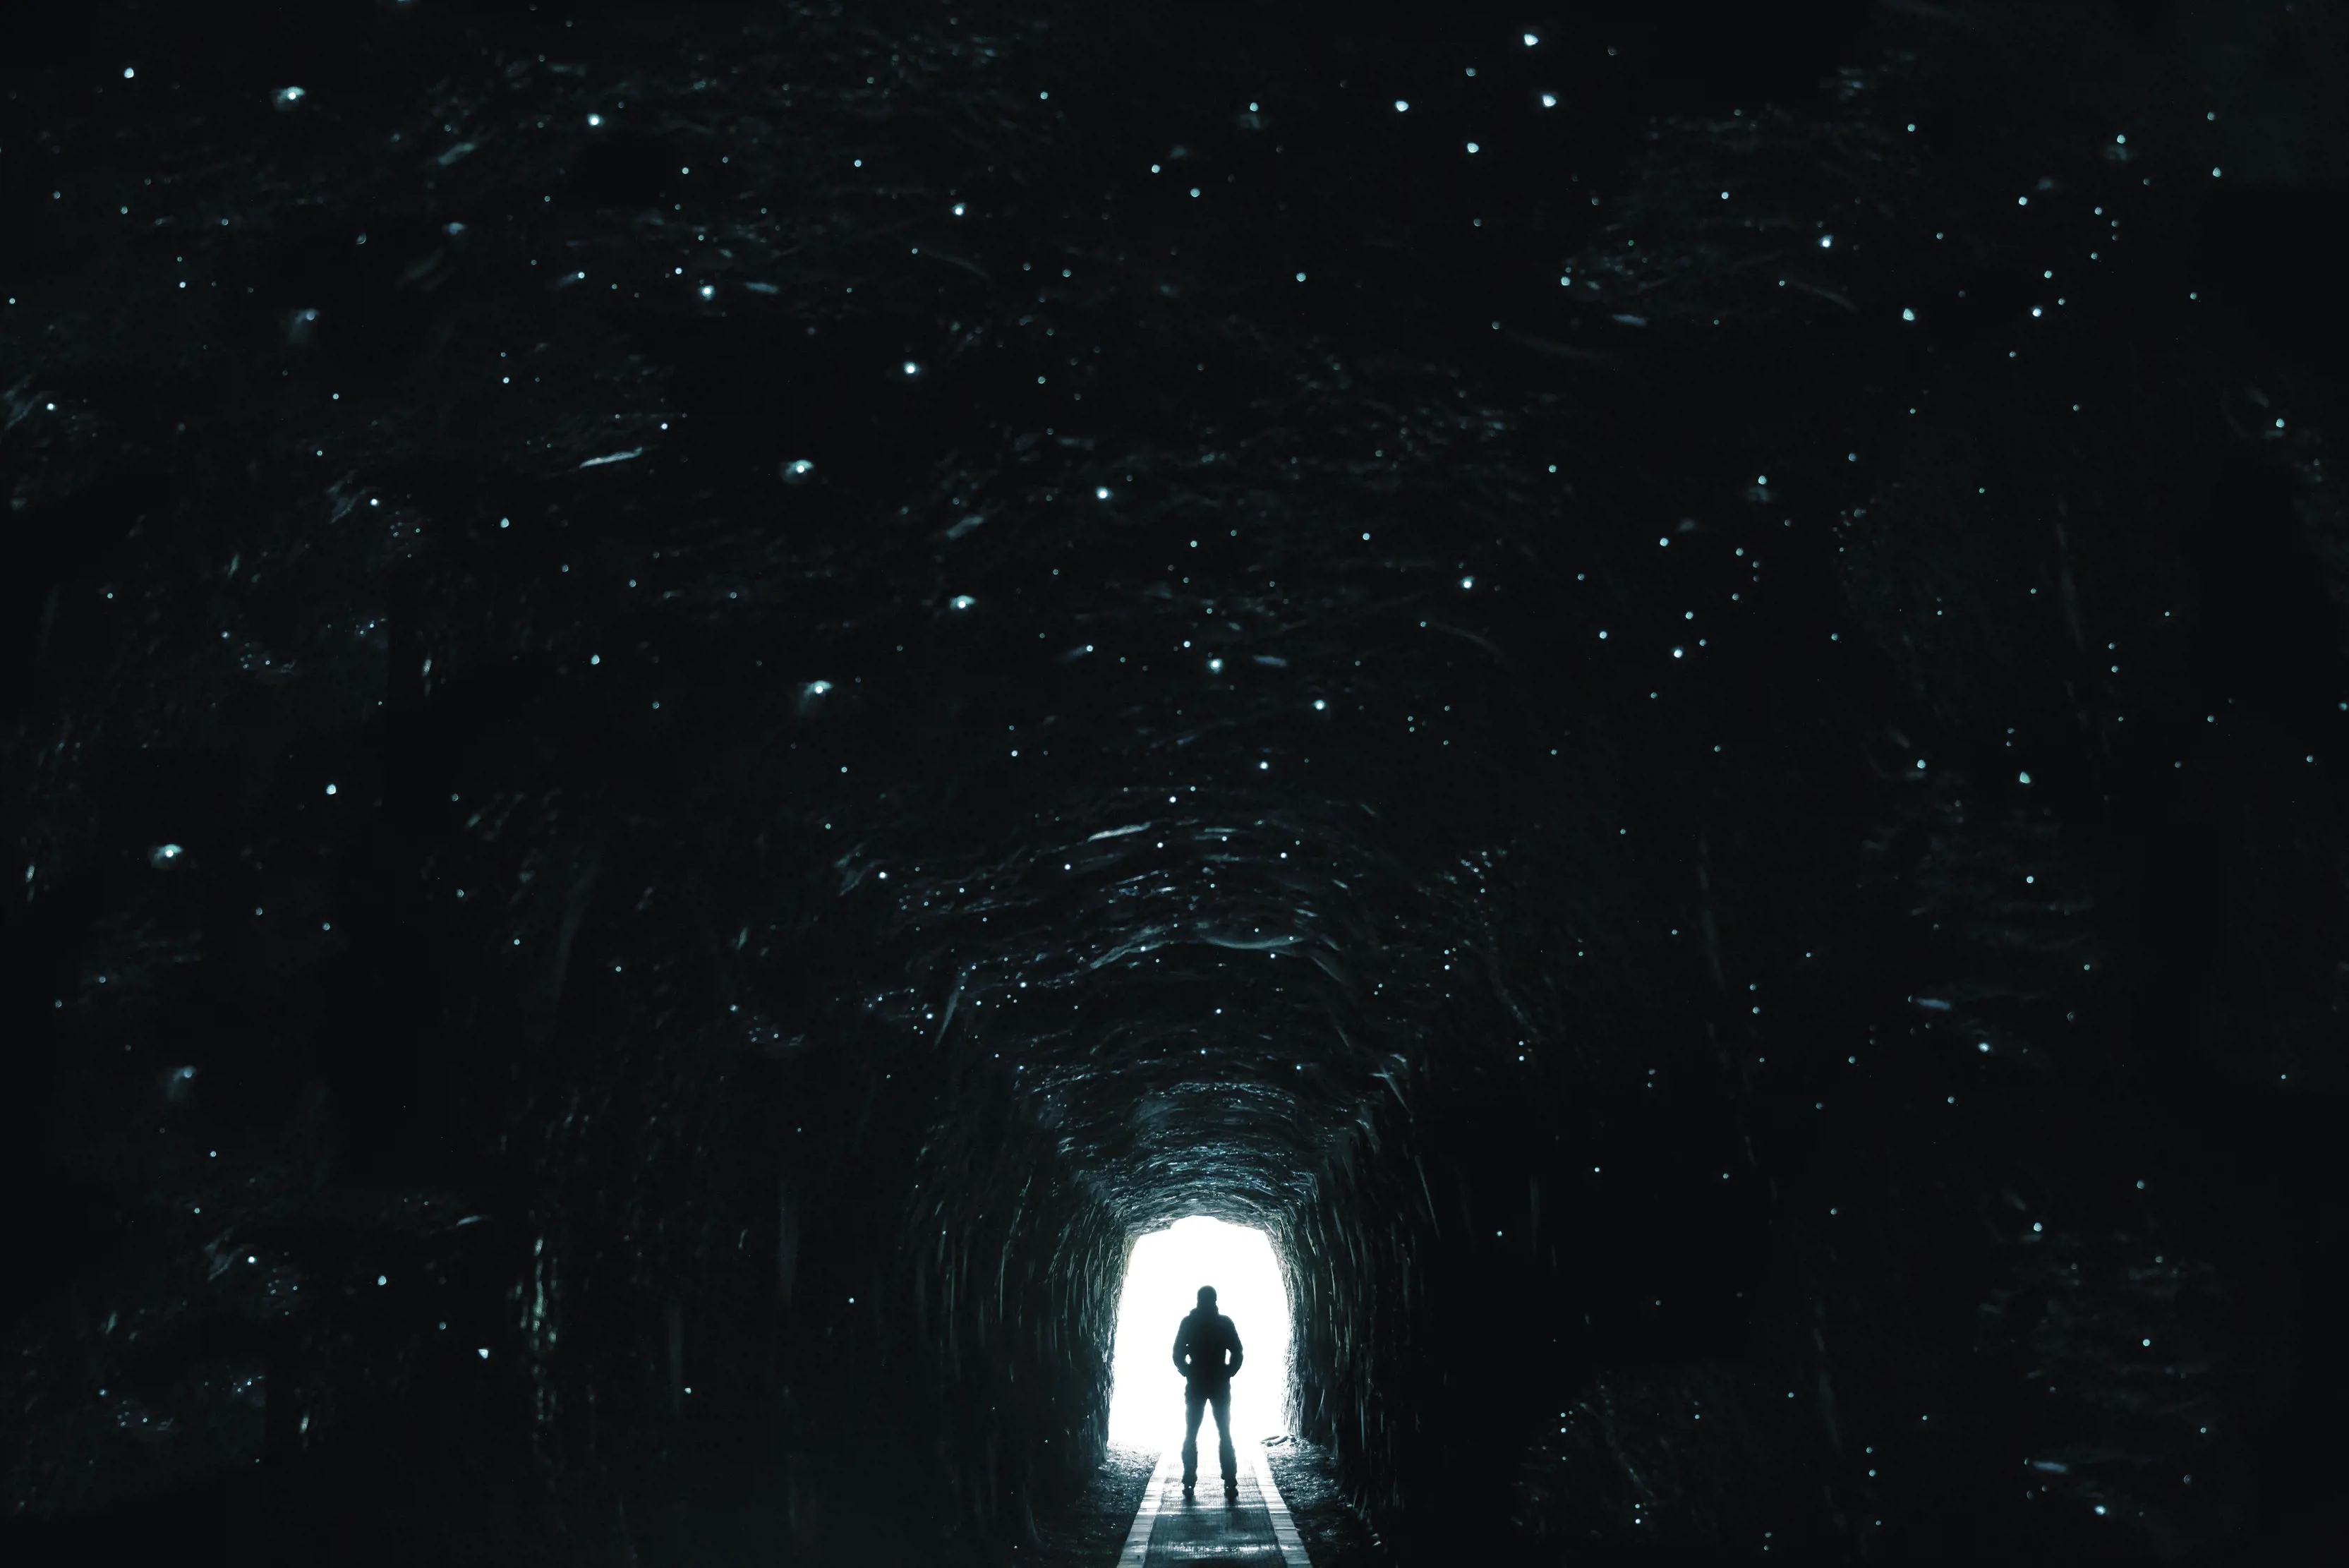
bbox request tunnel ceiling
[7,1,2334,1213]
[827,399,1594,1224]
[622,334,1600,1226]
[158,0,1806,1231]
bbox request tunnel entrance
[1106,1217,1293,1451]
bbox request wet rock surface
[1264,1435,1391,1568]
[1008,1442,1156,1568]
[4,1,2347,1564]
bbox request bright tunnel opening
[1106,1216,1292,1452]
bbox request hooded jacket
[1171,1306,1244,1387]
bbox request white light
[1097,486,1112,499]
[1819,234,1833,248]
[1540,93,1557,108]
[950,595,976,610]
[1902,308,1916,321]
[1523,32,1538,45]
[124,66,135,79]
[1395,100,1408,112]
[1106,1217,1291,1448]
[587,114,602,127]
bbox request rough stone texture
[4,1,2346,1565]
[1010,1442,1156,1568]
[1266,1435,1391,1568]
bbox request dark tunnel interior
[5,1,2348,1564]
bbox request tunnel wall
[2,720,1130,1568]
[527,1010,1130,1568]
[893,1047,1130,1554]
[421,1001,1129,1568]
[1268,839,2309,1567]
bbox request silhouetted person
[1171,1285,1244,1498]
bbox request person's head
[1197,1285,1217,1310]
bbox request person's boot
[1224,1476,1238,1500]
[1182,1478,1195,1498]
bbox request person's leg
[1181,1384,1204,1488]
[1212,1387,1236,1488]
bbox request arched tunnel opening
[1106,1217,1291,1451]
[6,1,2349,1567]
